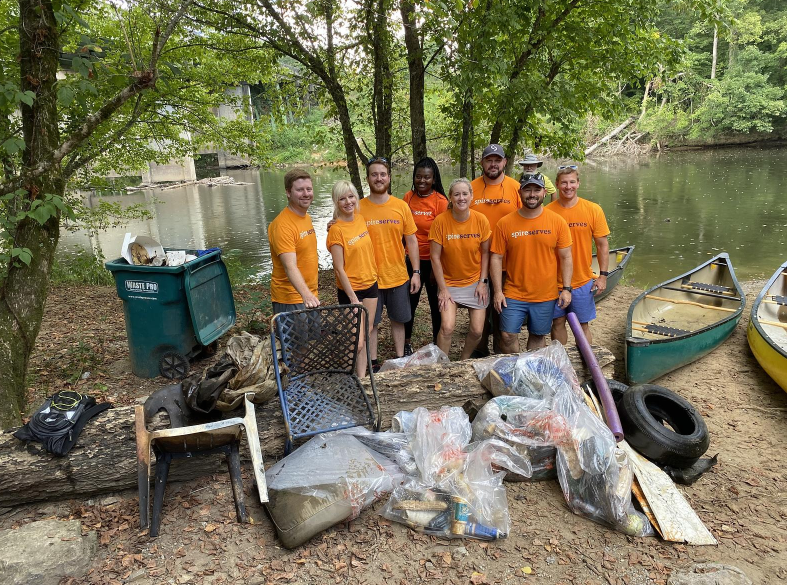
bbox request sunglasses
[558,165,578,170]
[520,173,543,181]
[367,156,390,166]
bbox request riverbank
[7,278,787,584]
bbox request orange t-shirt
[403,190,449,260]
[268,207,319,304]
[546,198,610,288]
[429,210,492,287]
[326,215,378,290]
[359,195,418,289]
[470,175,522,229]
[490,209,573,303]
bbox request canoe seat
[771,295,787,306]
[638,324,691,338]
[683,281,734,294]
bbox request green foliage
[640,0,787,143]
[50,246,114,286]
[267,110,345,163]
[693,47,785,135]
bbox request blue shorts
[553,280,597,323]
[500,298,556,336]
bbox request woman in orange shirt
[326,180,378,377]
[403,157,448,355]
[429,178,492,360]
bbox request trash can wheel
[159,351,189,379]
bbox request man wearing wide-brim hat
[517,153,557,202]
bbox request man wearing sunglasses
[359,157,421,368]
[470,144,522,355]
[491,173,573,352]
[546,165,610,345]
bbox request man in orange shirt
[491,173,573,352]
[267,168,320,314]
[546,165,610,344]
[470,144,522,355]
[359,157,421,367]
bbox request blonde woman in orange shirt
[429,178,492,360]
[326,180,379,377]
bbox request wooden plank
[645,295,738,312]
[759,319,787,331]
[619,442,717,545]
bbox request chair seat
[285,371,374,437]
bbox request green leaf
[28,205,55,225]
[1,137,25,155]
[10,248,33,266]
[57,85,75,107]
[17,91,35,106]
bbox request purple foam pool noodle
[566,311,624,442]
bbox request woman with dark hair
[402,157,448,355]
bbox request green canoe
[592,245,635,302]
[625,253,745,384]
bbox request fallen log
[0,346,613,507]
[585,117,636,157]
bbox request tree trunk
[329,83,364,197]
[401,0,427,164]
[0,347,614,506]
[638,79,652,123]
[584,117,636,157]
[0,0,64,428]
[460,90,472,177]
[369,0,392,160]
[711,23,718,79]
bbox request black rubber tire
[583,378,629,404]
[159,351,189,379]
[618,384,709,468]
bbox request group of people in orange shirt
[267,144,610,375]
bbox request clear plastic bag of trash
[265,433,403,548]
[378,343,449,372]
[379,406,532,540]
[471,396,570,481]
[507,343,653,536]
[337,426,419,477]
[472,355,518,385]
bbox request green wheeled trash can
[106,249,236,379]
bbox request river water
[59,147,787,287]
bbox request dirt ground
[2,279,786,585]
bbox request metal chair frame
[270,304,381,454]
[135,392,268,537]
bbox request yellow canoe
[747,261,787,392]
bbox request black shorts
[337,282,379,304]
[375,281,411,325]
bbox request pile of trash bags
[473,343,653,537]
[264,342,653,548]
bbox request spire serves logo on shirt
[510,229,552,238]
[299,228,315,239]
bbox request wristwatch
[563,286,573,292]
[599,270,610,276]
[480,278,489,284]
[412,269,421,275]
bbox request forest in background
[260,0,787,167]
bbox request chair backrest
[271,305,365,378]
